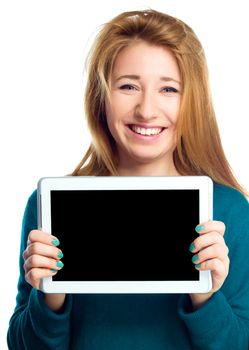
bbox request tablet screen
[50,189,199,282]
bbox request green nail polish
[58,251,64,259]
[51,239,60,247]
[195,225,204,233]
[195,263,201,269]
[189,243,195,252]
[51,269,57,273]
[192,254,198,263]
[56,261,64,268]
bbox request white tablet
[37,176,213,294]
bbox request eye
[162,87,178,93]
[119,84,136,91]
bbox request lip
[128,123,167,129]
[126,124,168,141]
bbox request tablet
[37,176,213,294]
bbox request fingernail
[51,269,57,273]
[189,243,195,252]
[195,263,201,269]
[195,225,204,233]
[192,254,198,263]
[58,251,64,259]
[51,239,60,246]
[56,261,64,268]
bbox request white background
[1,0,249,348]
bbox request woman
[8,9,249,349]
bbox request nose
[135,91,158,122]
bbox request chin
[130,152,165,164]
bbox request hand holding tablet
[37,176,213,294]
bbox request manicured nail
[51,269,57,273]
[195,263,201,269]
[195,225,204,233]
[58,251,64,259]
[192,254,198,263]
[189,243,195,252]
[51,239,60,247]
[56,261,64,268]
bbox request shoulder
[27,189,38,213]
[20,189,38,246]
[213,183,249,243]
[23,189,38,227]
[213,183,249,215]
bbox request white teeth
[131,125,162,136]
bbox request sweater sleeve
[178,187,249,349]
[7,190,73,350]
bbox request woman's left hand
[189,220,230,309]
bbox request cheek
[167,99,180,123]
[105,99,111,120]
[105,101,114,127]
[105,102,120,141]
[105,99,125,126]
[106,93,133,118]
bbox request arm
[7,190,73,350]
[178,191,249,349]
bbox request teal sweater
[7,183,249,349]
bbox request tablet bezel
[38,176,213,294]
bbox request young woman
[8,9,249,349]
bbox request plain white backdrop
[1,0,249,348]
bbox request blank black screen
[50,190,199,281]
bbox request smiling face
[105,40,181,175]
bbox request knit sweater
[7,183,249,349]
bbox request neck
[117,157,180,177]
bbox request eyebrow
[114,74,181,84]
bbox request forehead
[112,41,180,79]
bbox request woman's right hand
[23,230,66,311]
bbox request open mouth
[128,124,166,136]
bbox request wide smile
[127,124,167,139]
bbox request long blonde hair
[72,9,248,196]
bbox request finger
[192,243,229,265]
[195,221,226,236]
[25,267,58,290]
[195,258,229,281]
[27,230,60,247]
[24,254,64,272]
[23,242,63,261]
[190,232,226,253]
